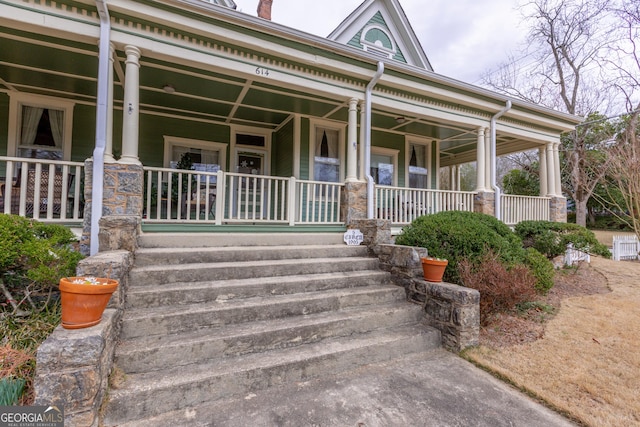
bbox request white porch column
[539,146,547,197]
[456,164,461,190]
[346,98,358,182]
[553,142,562,196]
[104,43,116,163]
[476,127,486,191]
[120,45,142,165]
[484,130,491,191]
[358,101,365,180]
[546,142,556,196]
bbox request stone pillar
[476,127,486,192]
[341,181,367,226]
[550,196,567,223]
[351,219,393,255]
[484,130,491,191]
[553,142,562,196]
[473,191,495,217]
[120,45,141,165]
[81,160,144,255]
[346,98,359,182]
[539,146,547,197]
[104,43,116,163]
[546,142,556,196]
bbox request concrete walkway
[143,349,574,426]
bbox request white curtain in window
[48,109,65,148]
[315,128,338,158]
[21,106,44,146]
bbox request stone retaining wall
[34,249,133,427]
[376,243,479,352]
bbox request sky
[231,0,530,85]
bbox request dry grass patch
[465,257,640,427]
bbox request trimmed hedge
[514,220,611,259]
[395,211,527,284]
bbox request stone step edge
[121,284,404,321]
[117,301,422,356]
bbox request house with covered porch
[0,0,580,255]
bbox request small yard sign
[344,229,364,246]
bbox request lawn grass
[464,257,640,427]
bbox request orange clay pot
[59,277,118,329]
[420,257,448,282]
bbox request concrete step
[126,270,391,308]
[133,244,369,267]
[116,301,424,373]
[120,285,406,339]
[138,232,346,248]
[102,325,441,426]
[128,256,380,286]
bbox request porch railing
[501,194,551,226]
[375,185,476,225]
[0,156,84,222]
[142,167,343,225]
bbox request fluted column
[346,98,359,182]
[104,43,116,163]
[476,127,486,191]
[546,142,556,196]
[539,146,547,197]
[358,101,365,180]
[484,130,491,191]
[120,45,142,165]
[553,142,562,196]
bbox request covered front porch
[0,0,578,254]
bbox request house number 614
[255,67,270,76]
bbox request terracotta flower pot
[421,257,448,282]
[59,277,119,329]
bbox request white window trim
[360,25,397,58]
[405,137,432,189]
[309,119,346,182]
[371,146,398,186]
[230,126,271,175]
[163,136,227,171]
[8,92,75,160]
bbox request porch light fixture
[395,116,406,124]
[163,84,176,94]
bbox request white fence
[0,156,84,222]
[142,167,343,225]
[501,194,551,226]
[375,186,475,225]
[612,235,640,261]
[564,243,591,266]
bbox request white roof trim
[328,0,433,71]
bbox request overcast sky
[232,0,529,85]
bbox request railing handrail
[502,194,551,201]
[0,155,85,167]
[375,185,476,195]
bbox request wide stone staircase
[100,233,441,426]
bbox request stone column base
[473,191,495,217]
[340,181,367,226]
[550,196,567,223]
[81,161,144,255]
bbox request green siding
[299,118,310,180]
[137,113,230,168]
[273,119,294,177]
[431,143,438,188]
[0,93,9,157]
[70,104,97,161]
[346,12,407,64]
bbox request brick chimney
[257,0,272,20]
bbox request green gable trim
[346,11,407,64]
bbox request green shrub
[0,377,25,406]
[515,220,611,259]
[395,211,525,284]
[0,214,83,310]
[524,248,555,294]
